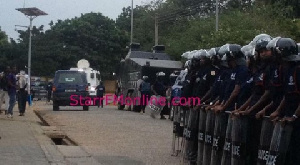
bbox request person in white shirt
[17,70,28,116]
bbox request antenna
[23,0,26,8]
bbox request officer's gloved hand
[255,109,266,119]
[270,110,280,120]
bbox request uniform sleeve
[235,67,249,86]
[207,69,217,87]
[296,67,300,91]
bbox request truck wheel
[53,101,59,111]
[133,105,141,112]
[83,106,89,111]
[118,102,124,110]
[127,105,132,111]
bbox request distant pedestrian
[17,70,28,116]
[46,81,53,102]
[0,66,10,115]
[139,76,151,113]
[151,72,167,119]
[7,66,18,118]
[96,81,105,108]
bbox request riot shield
[266,122,293,165]
[221,112,233,165]
[257,116,274,165]
[184,107,200,164]
[210,112,228,165]
[203,109,216,165]
[172,104,184,156]
[231,115,249,165]
[144,95,163,118]
[197,107,207,165]
[181,107,190,164]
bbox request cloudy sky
[0,0,149,40]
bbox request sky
[0,0,149,40]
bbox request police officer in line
[231,34,273,164]
[258,37,300,165]
[247,37,284,119]
[193,49,218,104]
[213,44,249,113]
[200,47,221,103]
[185,49,215,165]
[172,35,300,165]
[238,34,273,116]
[205,47,231,108]
[180,50,202,164]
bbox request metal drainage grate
[50,136,78,146]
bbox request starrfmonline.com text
[70,94,201,106]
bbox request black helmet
[266,37,300,61]
[252,34,272,52]
[219,44,246,66]
[219,44,244,59]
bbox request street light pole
[131,0,134,44]
[216,0,219,31]
[16,7,47,100]
[155,14,158,45]
[28,16,33,94]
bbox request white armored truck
[70,59,101,98]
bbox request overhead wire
[156,2,214,24]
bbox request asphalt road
[37,102,181,165]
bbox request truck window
[57,72,85,84]
[90,73,95,79]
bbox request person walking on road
[139,76,151,113]
[46,81,53,103]
[96,81,105,108]
[7,66,18,118]
[17,70,28,116]
[0,66,10,115]
[152,72,167,119]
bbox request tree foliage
[0,0,300,77]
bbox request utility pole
[155,14,158,46]
[131,0,134,44]
[216,0,219,31]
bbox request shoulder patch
[211,71,216,76]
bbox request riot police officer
[213,44,249,112]
[263,37,300,165]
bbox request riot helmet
[156,71,165,82]
[208,47,221,66]
[169,72,178,85]
[267,37,300,61]
[184,60,191,70]
[242,44,256,68]
[181,51,193,60]
[142,76,148,80]
[190,50,200,69]
[252,34,272,51]
[252,34,272,62]
[219,44,230,67]
[194,49,209,66]
[220,44,245,67]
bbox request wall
[104,80,117,94]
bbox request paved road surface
[37,103,180,165]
